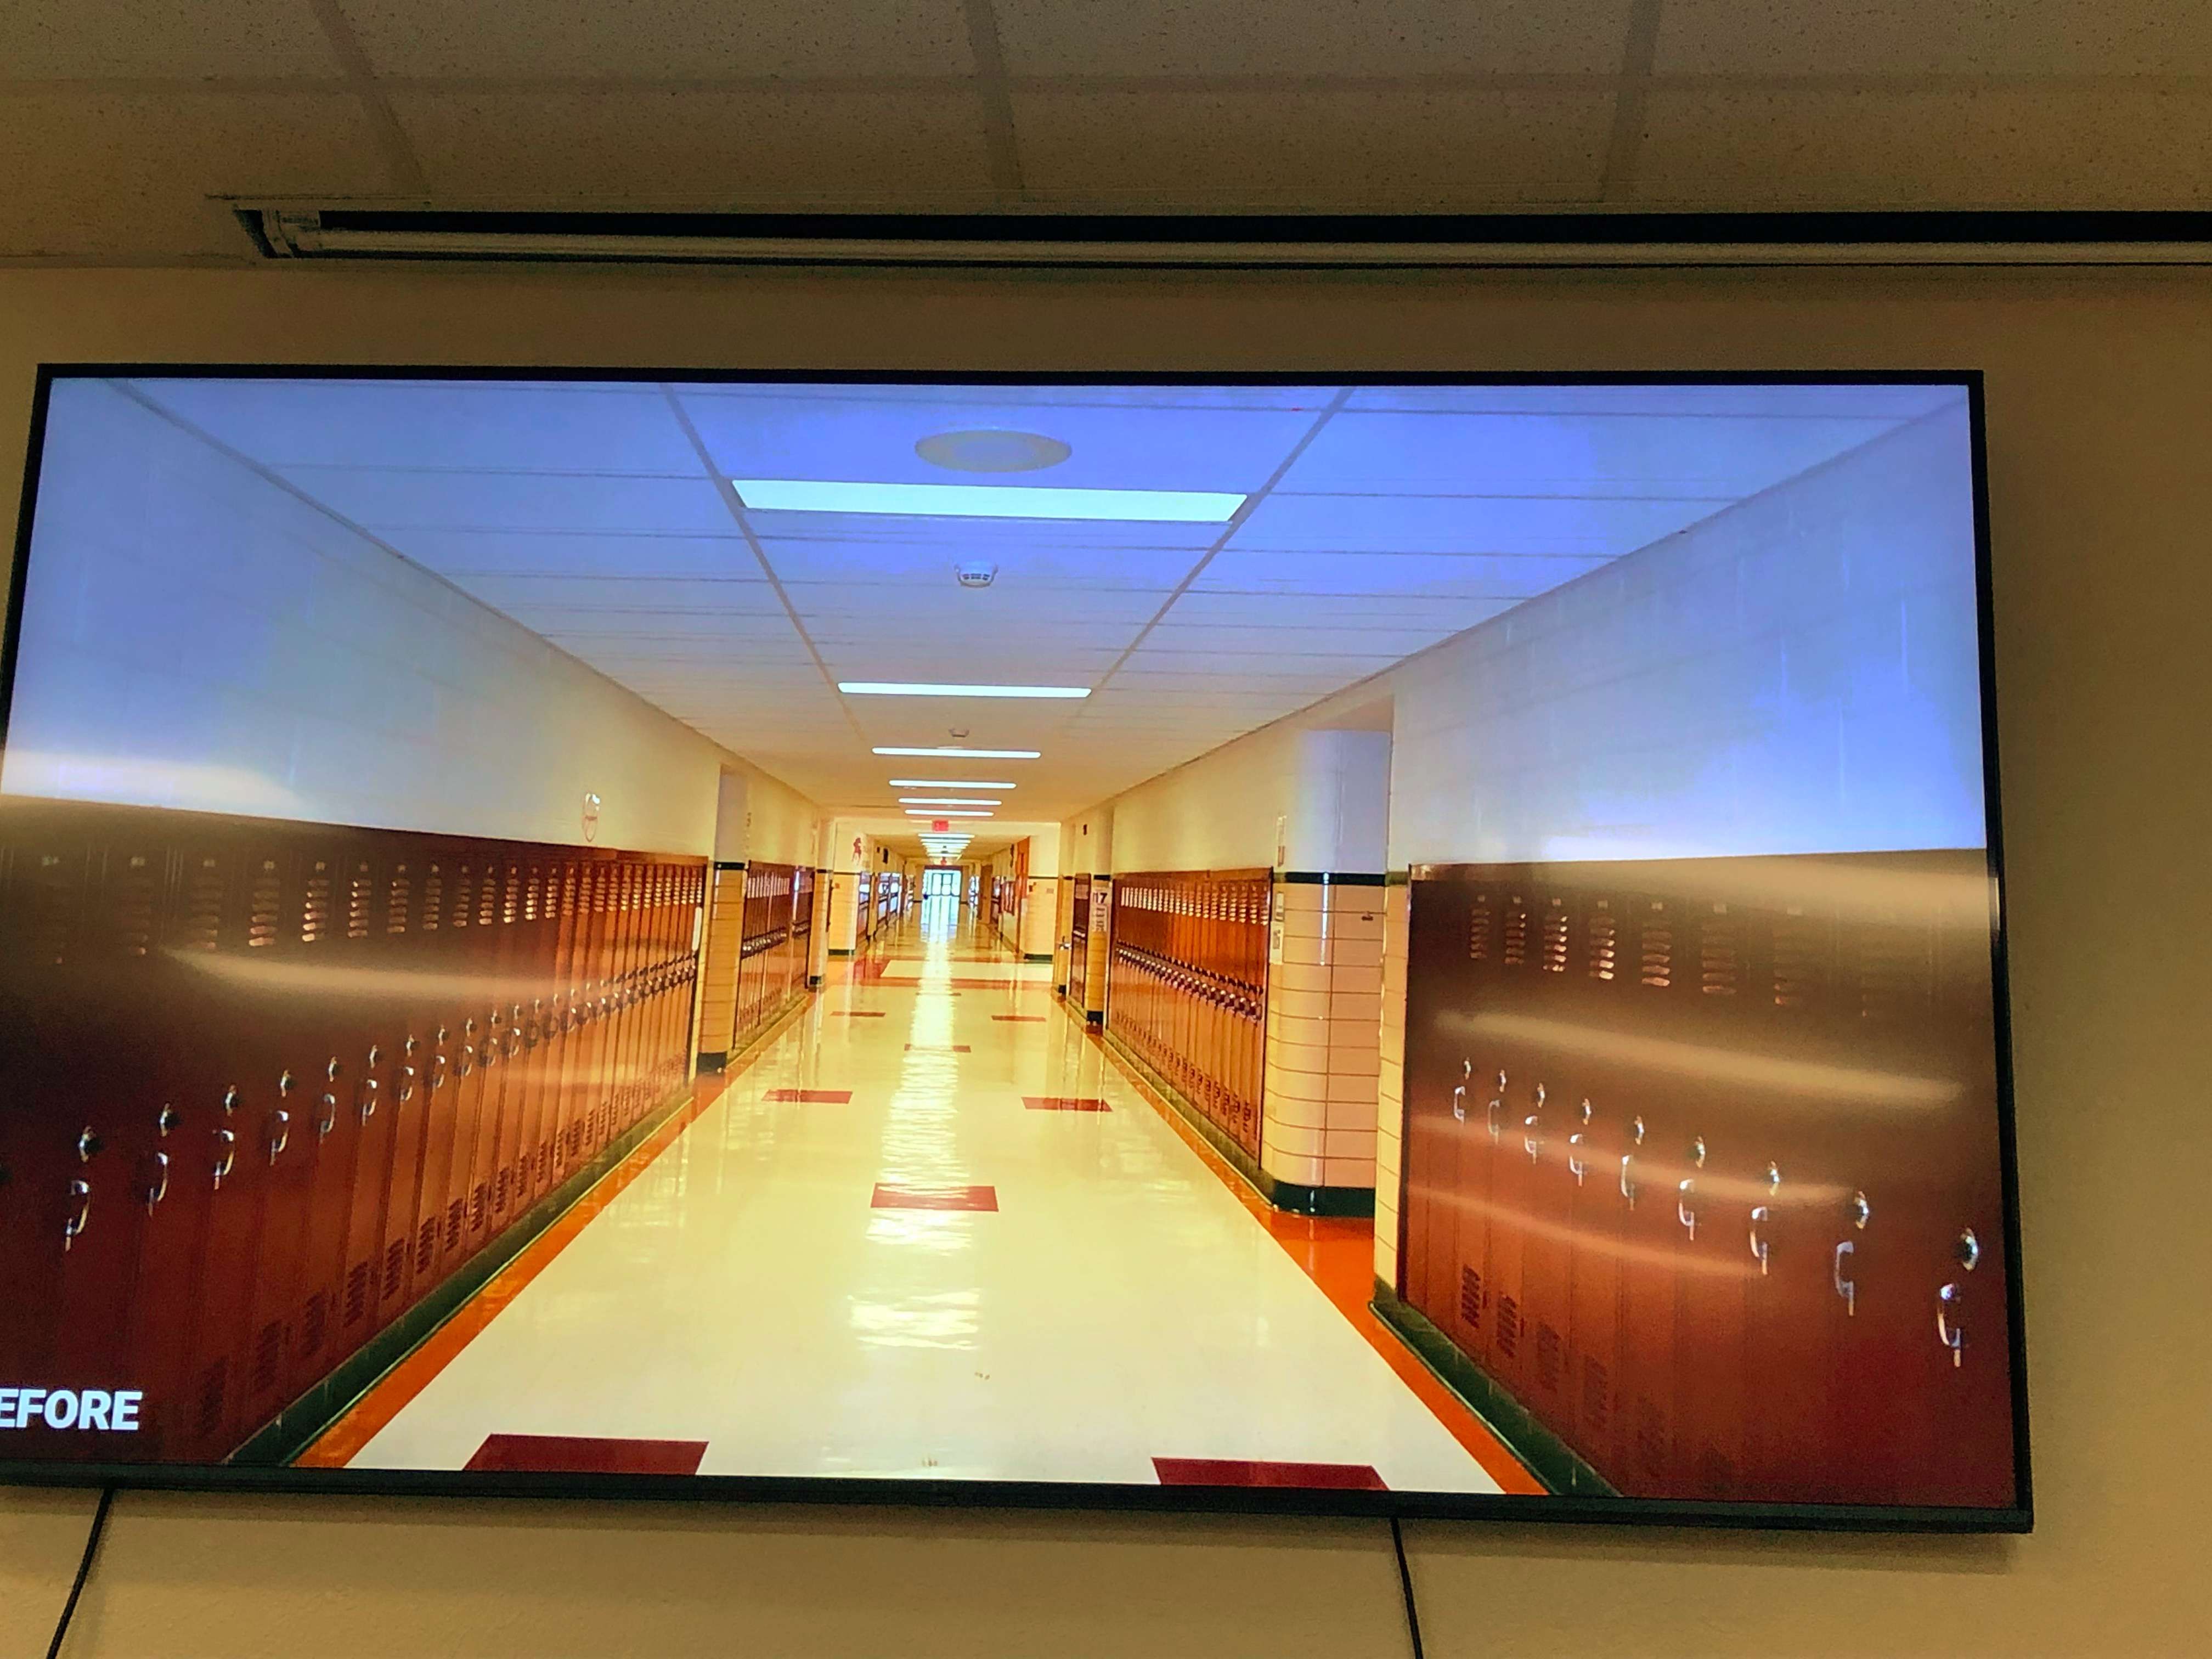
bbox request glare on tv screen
[0,371,2025,1527]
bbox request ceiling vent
[954,563,998,589]
[237,207,2212,268]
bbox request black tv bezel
[1,364,2032,1534]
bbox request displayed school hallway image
[0,374,2019,1510]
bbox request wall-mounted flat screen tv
[1,369,2028,1531]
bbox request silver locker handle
[267,1109,290,1164]
[212,1128,236,1189]
[1749,1204,1772,1275]
[144,1151,170,1214]
[1937,1282,1966,1365]
[1678,1178,1698,1239]
[1833,1239,1856,1315]
[63,1178,91,1251]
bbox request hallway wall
[2,263,2208,1659]
[4,379,746,856]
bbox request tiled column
[1259,877,1386,1202]
[1373,878,1409,1290]
[695,863,746,1065]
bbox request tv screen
[0,370,2027,1529]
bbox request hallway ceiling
[124,376,1955,823]
[3,1,2209,262]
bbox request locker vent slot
[1459,1265,1485,1330]
[421,867,442,930]
[182,856,225,950]
[478,868,498,927]
[493,1167,510,1215]
[25,851,81,966]
[1587,905,1618,980]
[1700,909,1740,996]
[1638,907,1673,988]
[1540,900,1570,973]
[247,860,281,947]
[1536,1322,1564,1391]
[1857,924,1930,1021]
[1502,900,1530,967]
[1469,895,1494,961]
[301,861,333,943]
[469,1180,488,1231]
[345,1260,371,1325]
[444,1200,464,1250]
[1771,909,1819,1007]
[524,867,542,922]
[452,868,473,928]
[416,1216,437,1272]
[195,1361,228,1438]
[347,864,373,939]
[252,1320,284,1392]
[110,853,158,956]
[501,865,520,924]
[1582,1357,1611,1429]
[387,867,411,934]
[383,1238,408,1298]
[1495,1295,1521,1359]
[298,1291,328,1357]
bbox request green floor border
[1368,1281,1619,1499]
[1100,1030,1374,1218]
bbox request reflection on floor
[305,894,1528,1492]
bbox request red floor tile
[1024,1096,1110,1111]
[466,1434,708,1476]
[872,1182,997,1211]
[904,1043,970,1052]
[1152,1457,1387,1490]
[764,1088,852,1103]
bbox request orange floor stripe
[1078,1007,1547,1497]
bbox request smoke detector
[955,562,998,589]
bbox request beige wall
[2,263,2208,1658]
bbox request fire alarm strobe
[955,562,998,588]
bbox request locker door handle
[1677,1178,1698,1239]
[1451,1082,1467,1122]
[1937,1283,1965,1365]
[267,1109,290,1164]
[1567,1133,1588,1185]
[318,1093,338,1138]
[63,1178,91,1250]
[1620,1153,1637,1207]
[212,1129,236,1189]
[1523,1116,1543,1163]
[144,1152,170,1214]
[358,1078,380,1123]
[1750,1205,1772,1275]
[1833,1240,1856,1314]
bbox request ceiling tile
[1196,550,1605,598]
[274,467,733,534]
[1233,492,1715,555]
[1654,0,2212,74]
[994,0,1638,76]
[767,541,1204,592]
[1630,87,2212,208]
[1010,87,1614,206]
[0,92,389,260]
[340,0,975,77]
[385,88,995,200]
[4,0,342,77]
[138,379,699,473]
[444,575,769,609]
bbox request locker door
[1476,886,1537,1407]
[373,854,438,1335]
[1560,893,1628,1477]
[1513,890,1581,1444]
[453,860,514,1262]
[1066,876,1090,1010]
[334,848,401,1355]
[424,860,486,1285]
[481,861,530,1235]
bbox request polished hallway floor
[326,895,1510,1492]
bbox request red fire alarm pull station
[933,819,949,832]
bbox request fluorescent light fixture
[888,778,1015,789]
[874,746,1040,759]
[839,681,1088,699]
[732,479,1244,523]
[900,797,1002,806]
[907,809,992,818]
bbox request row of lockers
[0,796,706,1466]
[1396,853,2019,1508]
[1105,871,1272,1159]
[730,861,814,1051]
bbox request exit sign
[932,818,949,831]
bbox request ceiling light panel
[899,797,1003,806]
[887,778,1016,789]
[906,809,992,817]
[874,747,1040,759]
[733,479,1245,523]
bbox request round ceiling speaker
[915,429,1071,472]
